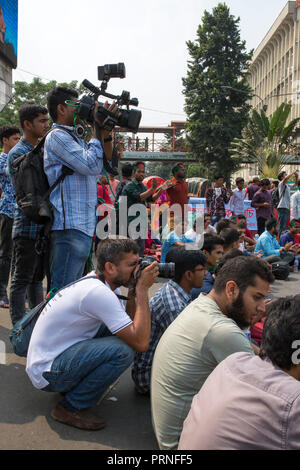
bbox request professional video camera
[77,63,142,133]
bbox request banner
[188,198,257,230]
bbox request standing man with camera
[44,86,117,291]
[26,238,159,430]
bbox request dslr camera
[135,256,175,286]
[77,63,142,133]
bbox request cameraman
[26,238,159,430]
[44,86,117,291]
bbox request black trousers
[9,237,45,325]
[0,214,13,300]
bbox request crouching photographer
[26,238,159,430]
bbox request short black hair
[47,86,79,122]
[202,234,224,253]
[18,103,48,130]
[278,171,286,181]
[0,125,20,144]
[96,238,139,271]
[166,246,207,283]
[259,295,300,370]
[171,163,184,175]
[237,221,247,230]
[236,177,244,184]
[219,228,240,249]
[236,214,246,221]
[214,174,224,180]
[265,217,278,232]
[214,249,247,276]
[216,218,231,234]
[214,256,274,294]
[121,163,133,178]
[260,178,271,187]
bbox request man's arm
[116,262,159,352]
[282,170,298,187]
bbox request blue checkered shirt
[8,139,43,240]
[44,124,105,237]
[0,152,15,218]
[131,279,191,394]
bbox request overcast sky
[14,0,289,127]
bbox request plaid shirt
[132,279,191,394]
[44,124,105,237]
[0,152,15,218]
[8,138,43,240]
[206,186,230,217]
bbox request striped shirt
[44,124,105,237]
[132,279,191,394]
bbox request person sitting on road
[26,238,159,431]
[190,234,224,300]
[160,216,194,263]
[279,219,300,252]
[132,247,207,395]
[254,217,295,266]
[151,256,274,450]
[179,295,300,450]
[219,228,241,254]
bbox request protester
[279,219,300,248]
[203,213,216,234]
[26,238,159,430]
[151,256,274,450]
[132,247,207,395]
[160,216,194,263]
[206,174,231,226]
[245,177,260,201]
[234,214,254,240]
[123,162,171,256]
[237,220,256,253]
[114,163,133,235]
[254,217,295,265]
[251,178,273,235]
[219,228,241,253]
[166,163,188,230]
[44,86,117,291]
[106,173,120,205]
[95,176,113,251]
[190,234,224,300]
[277,170,298,236]
[0,125,20,308]
[215,217,237,234]
[291,180,300,220]
[8,104,49,325]
[229,177,245,216]
[184,216,204,244]
[179,295,300,450]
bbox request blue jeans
[277,208,289,236]
[211,215,222,227]
[42,326,134,410]
[50,229,93,290]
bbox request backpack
[9,275,98,357]
[10,126,76,226]
[271,185,286,209]
[271,260,290,280]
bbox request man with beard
[254,217,295,265]
[26,238,159,430]
[151,256,274,450]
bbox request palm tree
[230,103,300,178]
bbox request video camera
[77,63,142,134]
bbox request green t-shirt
[151,293,254,450]
[124,179,153,224]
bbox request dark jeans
[9,237,44,325]
[278,208,289,236]
[257,217,267,235]
[0,214,13,300]
[264,252,295,266]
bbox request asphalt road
[0,274,300,450]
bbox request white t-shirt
[26,272,133,389]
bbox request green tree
[183,3,253,182]
[0,77,85,127]
[162,128,186,152]
[230,103,300,178]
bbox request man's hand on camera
[136,262,159,292]
[93,100,118,132]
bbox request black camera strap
[94,122,119,176]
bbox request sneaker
[50,402,105,431]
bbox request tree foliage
[183,2,253,182]
[0,77,85,127]
[230,103,300,178]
